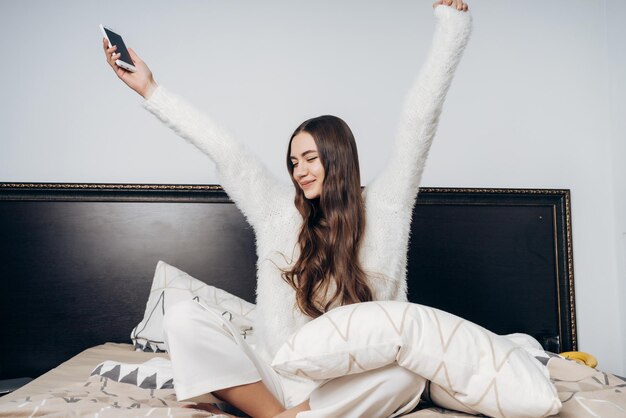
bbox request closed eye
[290,155,318,168]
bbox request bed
[0,182,624,417]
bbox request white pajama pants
[163,300,426,418]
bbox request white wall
[606,0,626,376]
[1,0,624,374]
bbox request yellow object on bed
[559,351,598,368]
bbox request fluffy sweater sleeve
[363,6,472,301]
[142,86,291,229]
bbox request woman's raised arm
[362,2,472,301]
[142,86,291,227]
[103,40,290,229]
[365,2,472,207]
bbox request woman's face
[290,131,325,199]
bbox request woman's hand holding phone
[102,38,157,99]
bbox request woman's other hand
[432,0,469,12]
[102,38,157,99]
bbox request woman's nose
[294,163,307,177]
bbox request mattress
[2,344,167,402]
[1,343,625,417]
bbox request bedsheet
[1,343,625,417]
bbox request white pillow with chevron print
[272,301,561,418]
[131,260,256,352]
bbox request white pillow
[131,260,256,352]
[272,301,561,418]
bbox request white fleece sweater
[143,6,472,364]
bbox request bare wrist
[143,80,158,100]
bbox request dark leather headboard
[0,183,576,380]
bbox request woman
[103,1,471,417]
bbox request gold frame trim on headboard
[0,182,225,191]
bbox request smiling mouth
[300,180,315,188]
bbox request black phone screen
[104,27,135,67]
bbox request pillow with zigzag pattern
[272,301,561,418]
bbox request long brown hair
[283,115,373,318]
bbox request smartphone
[100,24,137,72]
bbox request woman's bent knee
[163,299,236,349]
[163,300,199,335]
[305,365,426,418]
[379,364,425,390]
